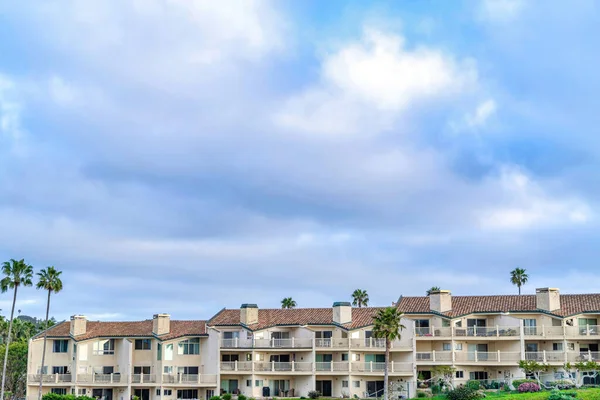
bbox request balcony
[253,361,312,373]
[415,326,520,338]
[454,351,521,363]
[162,374,217,385]
[566,351,600,362]
[416,327,452,338]
[76,374,127,385]
[131,374,157,384]
[221,338,253,348]
[315,362,350,373]
[28,374,72,384]
[416,351,452,363]
[351,361,412,374]
[524,326,564,337]
[220,361,253,372]
[566,325,600,337]
[315,338,349,349]
[254,338,313,349]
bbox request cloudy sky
[1,0,600,321]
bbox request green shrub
[548,389,577,400]
[307,390,320,399]
[431,384,441,394]
[446,386,481,400]
[210,396,221,400]
[238,395,247,400]
[466,380,480,391]
[511,378,536,388]
[416,392,428,398]
[42,395,94,400]
[222,394,232,400]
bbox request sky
[1,0,600,322]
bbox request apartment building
[27,288,600,400]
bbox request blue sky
[1,0,600,321]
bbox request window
[51,389,67,395]
[255,353,264,361]
[73,344,77,354]
[156,390,161,396]
[415,319,430,335]
[567,343,575,351]
[442,343,452,351]
[352,354,360,361]
[455,321,462,328]
[469,371,488,380]
[246,380,252,387]
[553,343,564,351]
[157,343,162,361]
[221,354,239,362]
[93,339,115,355]
[52,366,68,374]
[579,318,598,326]
[53,340,68,353]
[342,353,349,361]
[135,339,152,350]
[177,390,198,400]
[524,319,537,335]
[165,344,173,360]
[164,390,172,396]
[342,381,349,388]
[134,366,151,375]
[442,319,451,327]
[164,366,173,374]
[178,338,200,355]
[77,389,87,396]
[255,380,263,387]
[177,366,199,375]
[353,381,360,388]
[102,366,114,374]
[38,366,48,374]
[456,371,464,379]
[552,319,562,327]
[246,354,252,361]
[455,343,463,351]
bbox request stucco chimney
[333,302,352,325]
[429,290,452,313]
[536,288,560,311]
[70,315,87,336]
[240,304,258,325]
[152,314,171,336]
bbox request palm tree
[281,297,296,309]
[510,268,529,295]
[352,289,369,307]
[0,259,33,400]
[36,266,63,400]
[426,286,441,296]
[373,307,405,400]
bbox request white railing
[542,326,565,337]
[76,373,125,384]
[351,362,386,372]
[220,361,252,372]
[314,361,350,372]
[567,351,600,362]
[131,374,156,383]
[350,338,386,349]
[415,351,452,362]
[28,374,72,383]
[433,327,453,337]
[253,361,311,372]
[220,338,253,348]
[161,374,218,384]
[252,337,313,348]
[314,338,350,348]
[452,326,519,337]
[567,325,600,336]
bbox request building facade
[27,288,600,400]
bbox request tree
[426,287,441,296]
[518,360,552,386]
[0,342,28,400]
[565,361,599,387]
[0,259,33,400]
[510,268,529,295]
[352,289,369,307]
[432,365,456,390]
[281,297,296,309]
[36,266,63,400]
[372,307,405,400]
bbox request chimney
[333,302,352,325]
[240,304,258,325]
[429,290,452,313]
[70,315,87,336]
[152,314,171,336]
[536,288,560,311]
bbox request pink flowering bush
[518,382,541,393]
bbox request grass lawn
[426,387,600,399]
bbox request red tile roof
[396,294,600,317]
[37,320,207,341]
[208,307,385,330]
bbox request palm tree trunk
[38,290,51,400]
[519,285,521,295]
[1,285,18,400]
[384,339,390,400]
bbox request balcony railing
[28,374,72,383]
[350,338,407,349]
[76,373,125,384]
[220,361,252,372]
[221,338,253,348]
[416,351,452,362]
[161,374,217,384]
[315,338,349,348]
[565,325,600,337]
[315,362,350,372]
[351,362,412,373]
[416,326,519,338]
[131,374,157,383]
[253,361,312,372]
[253,338,313,348]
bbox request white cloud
[466,99,497,128]
[477,167,591,230]
[478,0,525,22]
[48,76,78,106]
[0,74,22,141]
[275,28,478,135]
